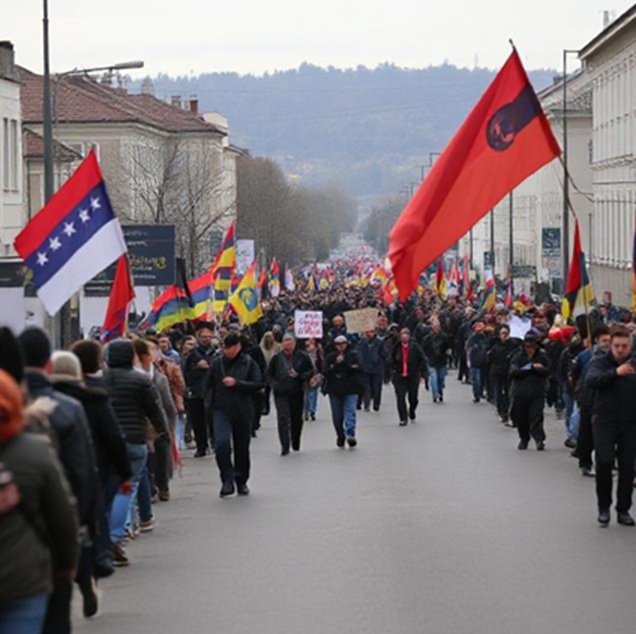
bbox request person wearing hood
[509,333,549,450]
[50,350,131,615]
[0,368,79,634]
[103,339,167,566]
[18,327,97,634]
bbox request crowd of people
[1,266,636,633]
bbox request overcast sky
[5,1,633,77]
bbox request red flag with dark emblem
[389,50,561,300]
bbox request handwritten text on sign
[294,310,323,339]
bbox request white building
[0,42,22,258]
[580,5,636,306]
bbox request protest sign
[509,315,532,340]
[294,310,323,339]
[344,307,378,333]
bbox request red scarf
[401,343,409,377]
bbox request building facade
[580,5,636,306]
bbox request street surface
[76,374,636,634]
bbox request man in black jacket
[325,336,362,447]
[266,333,314,455]
[19,327,97,634]
[204,332,263,497]
[586,326,636,527]
[104,339,166,565]
[487,325,518,423]
[356,329,387,412]
[391,328,428,426]
[184,323,218,457]
[509,333,549,450]
[421,320,451,403]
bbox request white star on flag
[63,222,76,237]
[90,197,101,211]
[79,209,90,223]
[37,252,48,266]
[49,236,61,251]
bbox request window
[2,118,8,188]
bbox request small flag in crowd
[230,261,263,325]
[143,261,194,332]
[389,48,561,300]
[434,259,447,299]
[187,270,215,322]
[285,264,295,292]
[562,220,595,319]
[482,272,496,311]
[269,258,281,298]
[100,255,135,342]
[211,224,236,314]
[14,150,127,315]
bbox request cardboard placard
[344,307,378,334]
[294,310,323,339]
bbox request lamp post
[562,48,579,285]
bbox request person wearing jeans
[324,336,362,447]
[356,330,387,411]
[0,594,49,634]
[109,442,148,546]
[428,365,448,402]
[421,320,451,403]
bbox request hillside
[132,63,556,198]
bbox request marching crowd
[2,273,636,633]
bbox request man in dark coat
[586,326,636,527]
[421,320,451,403]
[356,329,387,412]
[391,328,428,426]
[266,333,314,455]
[487,325,519,423]
[509,333,549,450]
[184,323,218,457]
[325,336,362,447]
[204,332,263,497]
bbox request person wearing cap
[467,322,489,403]
[203,332,263,497]
[184,323,218,457]
[390,328,428,426]
[0,369,79,634]
[509,333,549,450]
[324,335,362,447]
[266,333,314,455]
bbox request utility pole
[469,228,474,269]
[562,49,578,286]
[490,208,495,273]
[42,0,54,203]
[509,192,514,295]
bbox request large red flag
[101,255,135,342]
[389,50,561,300]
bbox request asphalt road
[76,374,636,634]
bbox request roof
[23,129,83,161]
[538,69,593,115]
[18,67,225,136]
[580,5,636,60]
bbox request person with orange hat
[0,369,79,634]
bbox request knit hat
[51,351,82,381]
[0,369,25,444]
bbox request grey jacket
[0,433,79,603]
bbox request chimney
[189,98,199,114]
[170,95,182,108]
[603,10,611,28]
[0,41,16,82]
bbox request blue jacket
[356,337,387,375]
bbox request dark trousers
[493,374,510,419]
[186,398,214,454]
[393,376,419,422]
[213,408,251,485]
[154,434,171,493]
[458,350,469,382]
[362,373,383,411]
[510,395,546,443]
[578,404,594,470]
[42,578,72,634]
[252,394,263,433]
[274,392,305,451]
[593,421,636,512]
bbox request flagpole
[509,191,514,296]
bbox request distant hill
[130,63,556,199]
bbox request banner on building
[84,224,176,296]
[294,310,323,339]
